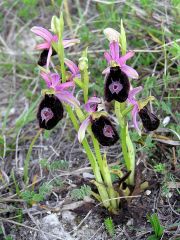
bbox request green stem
[115,101,135,186]
[91,135,118,209]
[75,106,118,209]
[79,48,89,103]
[82,68,89,103]
[63,0,73,31]
[58,13,66,83]
[67,106,110,208]
[126,123,135,185]
[122,104,133,117]
[24,129,42,184]
[56,15,110,208]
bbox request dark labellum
[91,116,119,146]
[37,94,63,130]
[104,66,130,103]
[38,49,57,66]
[139,107,160,131]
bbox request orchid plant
[31,14,160,213]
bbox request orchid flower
[104,66,130,103]
[40,72,79,107]
[128,86,143,134]
[78,97,101,142]
[37,94,64,130]
[64,58,81,81]
[139,107,160,131]
[91,116,119,146]
[128,86,160,133]
[103,41,139,79]
[78,97,119,146]
[31,26,80,67]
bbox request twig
[167,198,180,216]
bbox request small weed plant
[147,213,164,240]
[70,184,91,200]
[104,217,115,238]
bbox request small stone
[84,196,95,203]
[126,218,134,226]
[145,190,151,196]
[163,116,170,126]
[41,214,59,226]
[83,172,95,179]
[38,214,73,240]
[167,192,173,198]
[62,210,76,222]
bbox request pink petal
[31,26,53,42]
[129,86,143,100]
[110,41,119,61]
[63,39,80,48]
[104,52,112,63]
[46,47,52,68]
[84,97,101,113]
[78,116,91,143]
[40,72,51,88]
[55,81,74,91]
[118,51,135,66]
[132,105,140,134]
[121,65,139,79]
[64,58,79,75]
[50,73,60,88]
[56,91,80,107]
[102,67,110,75]
[35,42,50,50]
[129,98,137,106]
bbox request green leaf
[5,236,14,240]
[120,19,127,55]
[20,190,34,203]
[32,193,44,202]
[71,184,91,200]
[15,96,40,129]
[39,183,53,196]
[74,77,84,89]
[104,217,115,237]
[147,213,164,238]
[147,235,158,240]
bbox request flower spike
[103,41,139,79]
